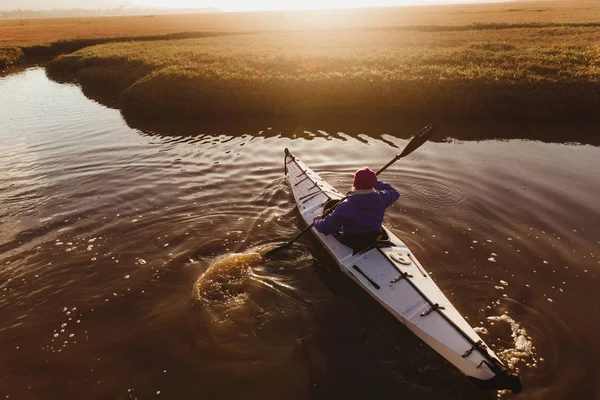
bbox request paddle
[264,123,438,258]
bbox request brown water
[1,68,599,400]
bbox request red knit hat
[353,167,376,190]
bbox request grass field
[2,1,600,47]
[5,1,600,120]
[47,25,600,120]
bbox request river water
[1,68,599,399]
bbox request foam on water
[488,314,537,372]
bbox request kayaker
[313,167,400,250]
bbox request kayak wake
[194,251,263,306]
[193,245,311,310]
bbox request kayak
[283,148,522,393]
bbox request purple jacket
[314,180,400,236]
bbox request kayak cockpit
[332,227,396,255]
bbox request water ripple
[1,67,599,400]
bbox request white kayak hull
[283,149,521,393]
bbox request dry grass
[47,24,600,120]
[4,1,600,119]
[2,0,599,47]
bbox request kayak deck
[284,148,522,393]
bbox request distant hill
[0,7,221,19]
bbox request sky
[0,0,512,12]
[135,0,511,12]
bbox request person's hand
[313,215,323,222]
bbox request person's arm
[375,179,400,207]
[314,203,348,235]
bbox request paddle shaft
[265,123,437,256]
[375,154,404,176]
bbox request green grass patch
[47,26,600,120]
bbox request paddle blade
[398,123,438,158]
[264,243,289,258]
